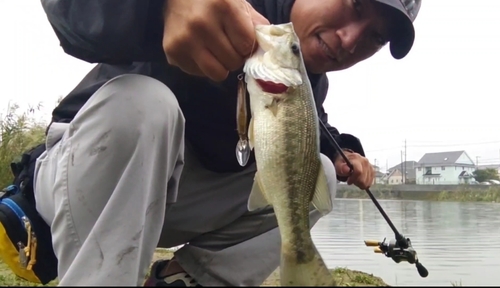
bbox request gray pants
[33,74,338,286]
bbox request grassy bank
[0,249,388,286]
[337,186,396,200]
[434,189,500,202]
[337,185,500,203]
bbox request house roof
[389,161,418,171]
[417,150,473,166]
[388,161,418,180]
[381,169,399,180]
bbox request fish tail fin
[280,242,337,286]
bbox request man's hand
[163,0,270,82]
[334,150,375,190]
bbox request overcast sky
[1,1,499,171]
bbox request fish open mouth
[255,79,289,94]
[243,60,302,95]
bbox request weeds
[338,184,500,203]
[437,189,500,203]
[0,102,47,188]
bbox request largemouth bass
[242,23,336,286]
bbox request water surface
[312,199,500,286]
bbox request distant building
[371,164,386,185]
[381,168,404,185]
[388,161,418,184]
[374,171,386,184]
[415,150,475,185]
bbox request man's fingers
[246,3,270,56]
[193,48,229,82]
[357,161,375,189]
[350,161,363,179]
[166,54,205,78]
[163,0,272,79]
[222,1,261,58]
[346,163,361,185]
[361,168,371,189]
[190,14,245,72]
[207,31,246,72]
[336,152,375,189]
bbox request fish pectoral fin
[247,171,270,211]
[248,117,254,150]
[266,99,279,117]
[311,163,333,216]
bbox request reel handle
[364,240,380,247]
[416,261,429,278]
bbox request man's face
[290,0,397,74]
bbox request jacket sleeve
[314,74,366,181]
[40,0,166,64]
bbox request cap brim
[375,0,416,60]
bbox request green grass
[436,189,500,202]
[0,259,54,286]
[330,267,387,287]
[261,267,388,286]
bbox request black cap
[375,0,422,59]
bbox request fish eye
[291,43,300,55]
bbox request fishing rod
[318,119,429,279]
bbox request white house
[415,150,476,185]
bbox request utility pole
[476,156,480,168]
[404,139,407,184]
[401,150,404,184]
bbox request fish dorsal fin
[247,171,270,211]
[311,161,334,216]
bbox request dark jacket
[41,0,366,174]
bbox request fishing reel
[365,236,428,278]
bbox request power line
[408,141,500,147]
[405,139,500,144]
[365,140,500,153]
